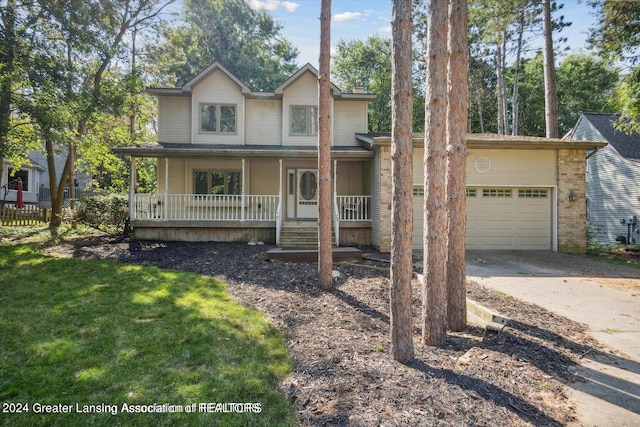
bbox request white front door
[297,169,319,218]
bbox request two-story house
[114,62,375,247]
[115,62,606,254]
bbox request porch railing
[337,196,371,221]
[133,194,279,221]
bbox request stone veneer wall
[378,145,393,253]
[557,148,587,254]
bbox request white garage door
[413,187,552,250]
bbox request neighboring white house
[114,62,605,254]
[566,112,640,244]
[1,148,90,207]
[1,151,47,206]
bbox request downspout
[586,147,601,160]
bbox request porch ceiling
[113,143,374,160]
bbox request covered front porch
[116,143,373,246]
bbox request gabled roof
[181,61,252,94]
[572,113,640,160]
[147,61,375,101]
[274,63,341,95]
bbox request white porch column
[276,159,283,245]
[241,158,246,221]
[279,159,283,203]
[164,157,169,219]
[129,157,136,219]
[333,159,338,217]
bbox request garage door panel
[413,187,552,250]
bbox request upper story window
[200,104,236,133]
[291,106,318,136]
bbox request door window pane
[299,171,317,200]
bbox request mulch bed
[44,238,617,426]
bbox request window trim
[199,103,237,134]
[290,105,318,136]
[193,170,242,195]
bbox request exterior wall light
[569,190,578,202]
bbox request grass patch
[587,242,640,269]
[0,245,295,426]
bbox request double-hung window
[200,104,236,133]
[290,106,318,136]
[194,171,241,195]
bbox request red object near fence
[16,179,25,208]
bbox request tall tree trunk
[318,0,333,290]
[390,0,415,363]
[422,0,448,347]
[495,42,506,134]
[512,11,525,136]
[477,93,485,133]
[446,0,468,332]
[45,137,72,227]
[0,0,16,157]
[543,0,558,138]
[500,36,509,134]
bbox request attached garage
[362,132,607,254]
[410,147,558,251]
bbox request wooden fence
[0,204,51,226]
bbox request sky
[249,0,599,68]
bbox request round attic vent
[474,156,491,172]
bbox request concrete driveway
[465,250,640,426]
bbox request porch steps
[278,223,335,248]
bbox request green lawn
[0,244,295,426]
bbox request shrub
[76,194,128,234]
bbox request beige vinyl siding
[283,72,328,146]
[412,148,556,186]
[158,158,187,194]
[466,149,556,186]
[191,69,244,145]
[248,160,279,194]
[245,99,282,145]
[158,96,191,143]
[334,101,367,147]
[336,161,365,195]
